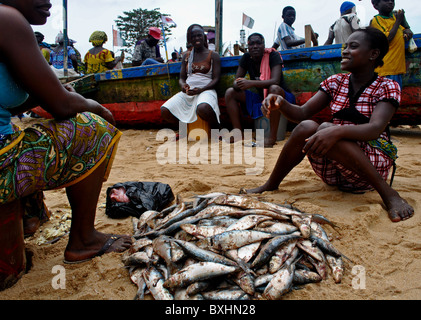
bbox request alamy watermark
[155,122,265,176]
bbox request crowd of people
[0,0,416,291]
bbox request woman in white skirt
[161,24,221,129]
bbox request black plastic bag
[105,181,174,219]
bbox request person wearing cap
[84,31,124,74]
[50,31,79,77]
[324,1,361,45]
[132,27,164,66]
[34,31,51,63]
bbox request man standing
[225,33,295,147]
[324,1,361,45]
[132,27,165,66]
[272,6,306,51]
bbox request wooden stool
[187,115,211,141]
[0,200,26,291]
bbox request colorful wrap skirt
[0,112,122,219]
[308,139,395,192]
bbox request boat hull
[33,35,421,127]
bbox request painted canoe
[34,34,421,127]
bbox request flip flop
[63,235,123,264]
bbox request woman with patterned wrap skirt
[0,0,132,264]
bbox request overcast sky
[33,0,421,60]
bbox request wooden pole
[63,0,68,77]
[215,0,223,55]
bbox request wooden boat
[33,34,421,127]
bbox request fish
[163,262,239,290]
[326,255,344,283]
[307,255,329,280]
[296,239,326,262]
[152,236,178,274]
[172,239,238,267]
[250,233,301,269]
[155,198,210,231]
[263,261,296,300]
[123,251,152,266]
[293,269,322,285]
[186,281,211,296]
[201,288,250,300]
[180,223,227,239]
[237,242,261,263]
[226,214,272,231]
[231,270,255,295]
[207,230,274,251]
[291,215,312,238]
[143,266,174,300]
[254,222,298,235]
[268,241,298,274]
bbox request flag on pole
[242,13,254,29]
[161,15,177,27]
[112,27,125,47]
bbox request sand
[1,118,420,300]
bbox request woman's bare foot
[64,232,132,263]
[385,196,414,222]
[245,183,278,194]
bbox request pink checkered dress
[308,73,400,191]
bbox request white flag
[242,13,254,29]
[161,15,177,27]
[113,27,125,47]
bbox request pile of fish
[123,193,349,300]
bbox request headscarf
[89,31,108,46]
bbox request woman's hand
[261,94,284,117]
[302,124,341,157]
[186,87,203,96]
[85,99,116,125]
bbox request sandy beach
[1,117,420,300]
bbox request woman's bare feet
[64,232,132,263]
[385,195,414,222]
[245,183,278,194]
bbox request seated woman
[84,31,124,74]
[50,32,79,77]
[246,27,414,223]
[0,1,132,263]
[161,24,221,130]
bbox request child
[370,0,413,89]
[246,28,414,223]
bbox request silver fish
[263,262,296,300]
[152,236,177,274]
[226,214,272,231]
[326,255,344,283]
[180,223,227,239]
[237,242,261,263]
[143,266,174,300]
[250,233,301,269]
[268,241,298,274]
[297,239,325,262]
[123,251,152,266]
[201,288,250,300]
[291,215,312,238]
[172,239,238,267]
[208,230,274,251]
[163,262,239,290]
[254,222,298,235]
[293,269,322,285]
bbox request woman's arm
[262,90,331,123]
[303,101,396,157]
[0,7,114,123]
